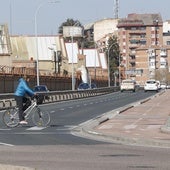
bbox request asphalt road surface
[0,90,170,170]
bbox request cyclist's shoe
[19,120,28,125]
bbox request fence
[0,86,120,110]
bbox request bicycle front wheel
[32,107,50,127]
[3,108,19,127]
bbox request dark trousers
[15,96,31,121]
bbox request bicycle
[2,97,51,128]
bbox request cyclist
[14,75,36,125]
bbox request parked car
[33,85,49,104]
[160,82,167,89]
[166,84,170,89]
[77,83,90,90]
[120,79,137,92]
[144,80,159,92]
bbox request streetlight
[63,22,83,90]
[34,1,59,86]
[71,22,82,91]
[71,35,75,91]
[94,42,98,83]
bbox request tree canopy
[105,35,120,80]
[58,18,83,34]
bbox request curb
[73,91,170,148]
[0,164,35,170]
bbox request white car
[160,83,167,89]
[144,80,159,92]
[120,79,136,92]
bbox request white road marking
[0,128,11,131]
[0,142,14,146]
[124,124,137,130]
[50,110,55,113]
[56,125,77,131]
[27,126,46,130]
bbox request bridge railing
[0,86,120,111]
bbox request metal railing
[0,86,120,111]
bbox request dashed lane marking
[56,125,77,131]
[0,142,14,146]
[27,126,46,130]
[50,110,55,113]
[0,128,11,131]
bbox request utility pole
[113,0,119,19]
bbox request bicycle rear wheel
[32,107,50,127]
[3,108,19,127]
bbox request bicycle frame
[24,100,37,118]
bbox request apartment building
[117,13,170,85]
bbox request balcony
[148,52,156,58]
[160,51,167,57]
[129,44,139,48]
[129,30,146,34]
[160,63,167,68]
[129,51,136,56]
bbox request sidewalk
[75,90,170,148]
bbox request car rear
[120,79,136,92]
[33,85,49,104]
[144,80,158,92]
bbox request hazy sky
[0,0,170,35]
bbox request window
[140,40,146,45]
[140,34,146,38]
[166,41,170,45]
[131,27,137,30]
[140,27,146,30]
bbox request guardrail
[0,86,120,111]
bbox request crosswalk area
[0,125,78,134]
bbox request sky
[0,0,170,35]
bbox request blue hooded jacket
[14,78,34,97]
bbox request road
[0,90,153,145]
[0,90,170,170]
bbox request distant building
[0,24,107,84]
[117,13,170,85]
[10,35,67,76]
[163,20,170,46]
[0,24,12,66]
[94,18,119,42]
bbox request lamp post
[70,22,81,91]
[34,1,59,86]
[94,42,98,83]
[63,22,82,90]
[71,35,74,90]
